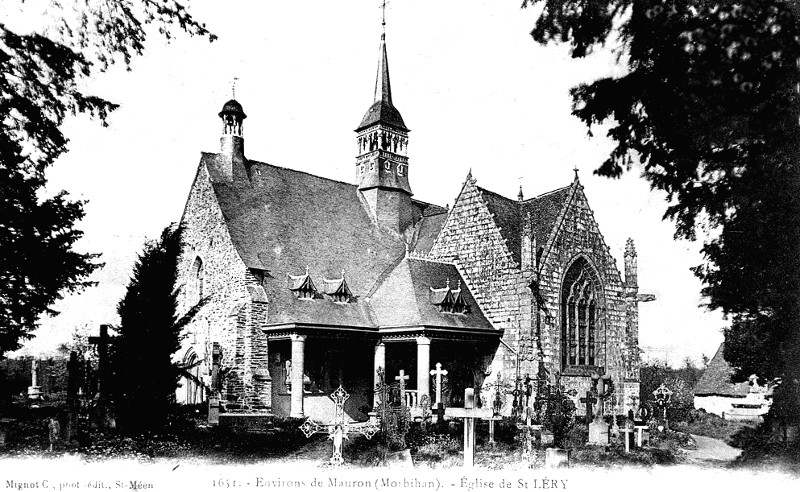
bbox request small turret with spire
[217,80,247,181]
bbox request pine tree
[112,225,183,434]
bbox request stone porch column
[374,341,386,408]
[290,334,306,418]
[416,336,431,406]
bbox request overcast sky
[7,0,727,366]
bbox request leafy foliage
[110,225,186,434]
[640,359,704,422]
[0,0,214,356]
[523,0,800,427]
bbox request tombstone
[88,324,118,429]
[0,418,15,449]
[587,374,613,445]
[622,418,634,453]
[445,388,493,468]
[209,343,223,425]
[27,359,42,402]
[298,386,379,466]
[429,363,448,423]
[374,368,412,455]
[395,369,409,406]
[652,383,673,431]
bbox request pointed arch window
[561,258,600,369]
[188,257,204,305]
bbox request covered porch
[263,323,501,422]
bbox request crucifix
[445,388,493,468]
[88,324,118,399]
[429,363,448,406]
[580,390,596,420]
[653,383,673,430]
[299,385,379,466]
[395,369,409,406]
[380,0,388,30]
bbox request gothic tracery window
[561,257,600,369]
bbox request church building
[175,29,644,424]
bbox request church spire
[374,33,393,106]
[354,4,413,233]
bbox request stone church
[175,31,644,423]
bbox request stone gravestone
[445,388,493,468]
[27,359,42,402]
[88,324,118,429]
[208,343,222,425]
[429,362,448,423]
[634,405,652,447]
[374,368,412,467]
[587,374,614,445]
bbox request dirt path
[686,434,742,466]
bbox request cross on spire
[231,77,239,100]
[381,0,387,32]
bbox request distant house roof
[694,343,751,397]
[475,183,573,266]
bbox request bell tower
[355,20,413,233]
[217,98,247,181]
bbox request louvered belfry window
[561,257,599,369]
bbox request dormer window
[287,266,317,300]
[430,279,470,314]
[322,270,353,304]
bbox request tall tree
[112,225,183,433]
[523,0,800,429]
[0,1,214,355]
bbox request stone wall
[426,176,526,385]
[534,183,633,413]
[176,163,271,412]
[428,177,639,415]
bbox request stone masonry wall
[426,176,527,386]
[535,183,633,414]
[429,177,639,416]
[176,163,271,411]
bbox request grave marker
[299,385,379,466]
[445,388,493,468]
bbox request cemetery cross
[299,385,379,466]
[445,388,493,468]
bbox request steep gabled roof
[369,257,494,330]
[473,183,573,266]
[202,153,413,296]
[523,185,572,252]
[694,343,751,397]
[194,153,498,337]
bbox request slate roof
[358,100,408,132]
[199,153,490,334]
[475,183,574,266]
[219,99,246,118]
[693,343,751,397]
[369,258,494,331]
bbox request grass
[671,409,755,444]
